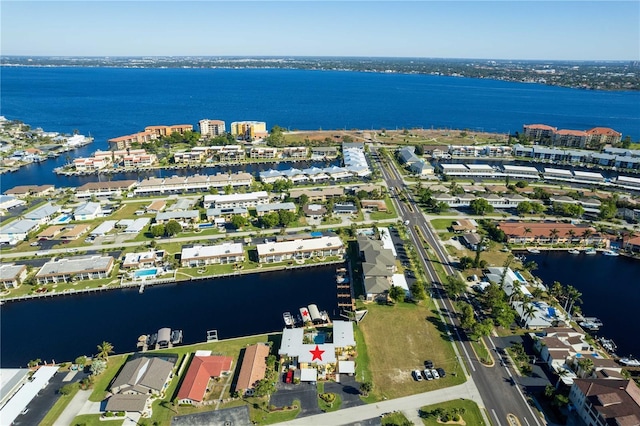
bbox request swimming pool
[198,223,214,229]
[52,214,72,224]
[513,270,528,283]
[134,268,158,278]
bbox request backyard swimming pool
[52,214,72,224]
[134,268,158,278]
[513,270,528,283]
[198,223,214,229]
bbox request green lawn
[430,219,454,231]
[69,414,122,426]
[470,339,492,365]
[382,411,411,425]
[419,399,486,425]
[39,382,80,426]
[369,195,398,221]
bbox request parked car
[30,242,39,246]
[436,367,446,377]
[412,370,423,381]
[431,368,440,379]
[424,360,434,369]
[423,369,433,380]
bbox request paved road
[280,382,483,426]
[372,147,546,426]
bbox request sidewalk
[55,389,92,426]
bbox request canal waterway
[0,265,340,367]
[525,252,640,358]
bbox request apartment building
[122,153,157,168]
[203,191,269,209]
[256,236,344,263]
[36,255,114,284]
[198,119,226,137]
[230,121,267,140]
[523,124,557,140]
[144,124,193,137]
[73,157,110,172]
[249,146,279,159]
[586,127,622,145]
[108,131,156,150]
[0,263,27,289]
[553,129,591,148]
[180,243,245,266]
[282,146,308,159]
[569,379,640,426]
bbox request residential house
[302,204,327,220]
[203,191,269,209]
[289,187,344,202]
[3,184,54,198]
[409,161,435,176]
[357,235,396,301]
[397,146,421,165]
[310,146,338,160]
[36,255,114,284]
[122,250,165,269]
[255,202,296,217]
[569,379,640,426]
[0,263,28,289]
[205,207,248,224]
[360,200,387,212]
[249,146,279,159]
[0,220,41,244]
[73,202,102,221]
[333,203,358,215]
[110,356,174,396]
[59,224,90,241]
[177,354,233,405]
[23,202,61,224]
[282,146,308,159]
[37,225,64,240]
[155,210,200,227]
[235,343,270,396]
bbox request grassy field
[68,414,123,426]
[430,219,455,231]
[357,301,465,400]
[419,399,487,426]
[369,195,398,221]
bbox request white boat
[603,250,619,257]
[579,321,601,331]
[283,312,294,327]
[568,249,580,254]
[170,329,183,345]
[584,248,596,255]
[526,248,541,254]
[619,357,640,367]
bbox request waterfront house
[569,379,640,426]
[255,236,344,263]
[3,184,54,198]
[73,202,102,221]
[310,146,338,160]
[73,156,110,172]
[277,321,356,382]
[235,343,270,396]
[497,222,605,246]
[282,146,308,159]
[357,235,396,301]
[23,202,61,224]
[249,146,279,159]
[122,250,165,269]
[35,255,114,284]
[75,180,136,199]
[258,169,286,184]
[180,243,245,267]
[512,301,555,330]
[302,204,327,220]
[110,356,174,397]
[289,187,344,202]
[255,202,296,217]
[0,220,41,244]
[0,263,27,289]
[104,394,150,417]
[203,191,269,209]
[176,353,233,405]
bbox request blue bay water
[1,67,639,187]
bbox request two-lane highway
[372,147,545,426]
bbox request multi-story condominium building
[249,146,279,159]
[122,153,157,168]
[569,379,640,426]
[75,180,137,199]
[553,129,591,148]
[36,255,114,284]
[73,156,110,172]
[180,243,245,267]
[155,210,200,226]
[203,191,269,209]
[133,172,252,195]
[198,119,226,137]
[210,145,245,161]
[108,131,156,150]
[144,124,193,137]
[586,127,622,145]
[122,250,165,269]
[497,222,606,246]
[282,147,308,159]
[255,202,296,217]
[230,121,267,140]
[523,124,557,140]
[256,236,344,263]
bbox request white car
[412,370,423,381]
[423,369,433,380]
[30,242,39,246]
[431,368,440,379]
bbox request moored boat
[170,329,183,345]
[584,248,596,255]
[283,312,293,327]
[619,357,640,367]
[603,250,619,256]
[568,249,580,254]
[526,248,541,254]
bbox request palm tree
[563,285,583,316]
[550,281,564,303]
[96,341,114,360]
[549,228,560,245]
[522,301,538,327]
[567,229,576,245]
[577,358,594,378]
[581,229,593,247]
[523,227,532,245]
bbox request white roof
[90,220,117,236]
[0,263,26,279]
[544,168,573,176]
[195,350,212,356]
[256,236,343,256]
[0,219,40,235]
[24,202,60,220]
[299,368,318,382]
[378,228,396,257]
[617,175,640,184]
[37,255,114,277]
[255,202,296,213]
[124,218,150,233]
[0,366,58,426]
[338,361,356,374]
[503,164,539,173]
[74,201,101,216]
[0,368,30,402]
[392,274,410,294]
[573,170,604,179]
[181,243,244,260]
[440,163,467,170]
[332,321,355,348]
[466,164,495,171]
[204,191,268,204]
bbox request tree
[544,384,555,399]
[564,285,582,316]
[469,198,494,215]
[59,383,76,395]
[521,302,538,327]
[28,358,41,368]
[470,318,493,341]
[90,358,107,376]
[577,358,594,377]
[517,201,532,216]
[459,256,474,270]
[151,224,165,238]
[389,285,406,302]
[459,302,476,330]
[359,381,373,396]
[75,356,87,366]
[230,215,247,229]
[96,341,114,360]
[278,210,296,227]
[581,229,593,246]
[444,275,467,300]
[260,212,279,229]
[550,281,564,302]
[164,220,182,237]
[299,194,309,206]
[549,228,560,245]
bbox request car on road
[436,367,446,378]
[404,220,410,226]
[423,369,433,380]
[412,370,423,381]
[431,368,440,379]
[67,248,78,253]
[30,242,39,246]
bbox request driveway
[271,381,321,417]
[324,376,365,410]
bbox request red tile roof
[236,344,270,392]
[586,127,622,136]
[498,222,597,239]
[556,129,588,137]
[525,124,557,131]
[177,355,233,402]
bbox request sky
[1,1,639,61]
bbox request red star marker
[302,310,309,317]
[310,345,325,361]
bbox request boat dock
[137,327,183,352]
[336,266,355,311]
